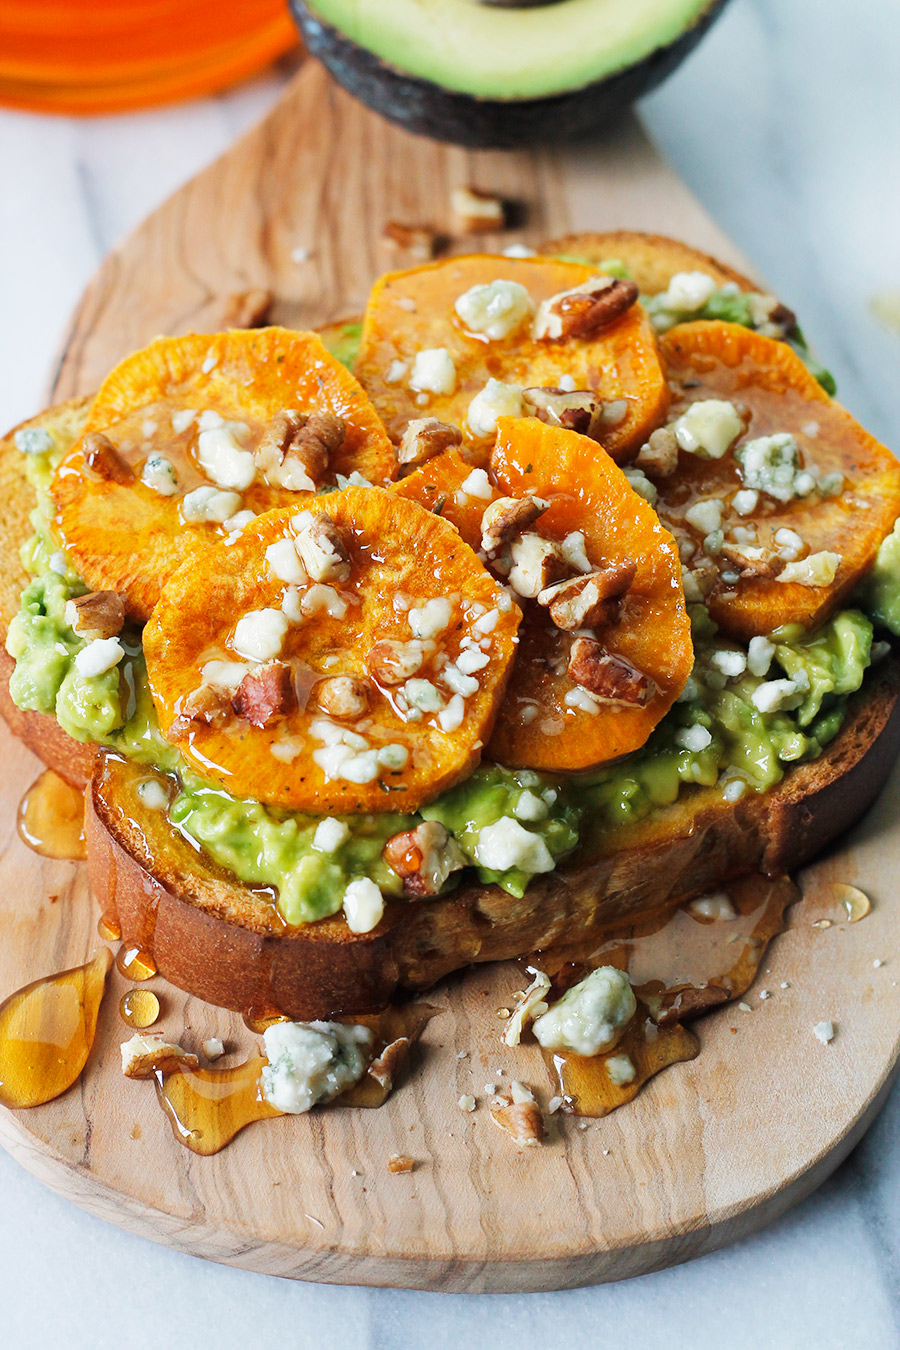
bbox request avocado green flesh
[319,321,362,371]
[305,0,716,101]
[856,518,900,636]
[8,435,898,928]
[6,516,883,924]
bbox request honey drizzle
[155,1054,280,1155]
[157,1002,439,1153]
[546,1007,699,1118]
[119,988,160,1028]
[535,873,799,1117]
[17,769,86,861]
[0,948,112,1108]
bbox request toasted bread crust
[0,399,94,788]
[85,659,900,1019]
[539,230,758,295]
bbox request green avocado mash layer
[7,354,899,929]
[8,478,898,925]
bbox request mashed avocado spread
[6,417,897,927]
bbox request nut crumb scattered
[451,185,506,233]
[382,221,440,260]
[781,981,791,989]
[489,1090,545,1148]
[738,1001,752,1013]
[758,990,770,1000]
[873,959,885,969]
[813,1020,835,1045]
[121,1034,198,1079]
[387,1154,416,1174]
[547,1096,564,1115]
[202,1038,225,1060]
[458,1094,476,1113]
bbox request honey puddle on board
[538,873,799,1117]
[17,769,85,861]
[0,948,112,1108]
[157,1003,438,1154]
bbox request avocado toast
[4,232,900,1109]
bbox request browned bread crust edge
[0,399,95,789]
[538,229,758,295]
[85,659,900,1020]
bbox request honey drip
[17,769,85,861]
[97,914,121,943]
[156,1054,280,1155]
[119,988,160,1029]
[537,873,798,1117]
[242,1009,289,1035]
[547,1007,699,1118]
[116,946,157,981]
[156,1002,438,1153]
[0,948,112,1108]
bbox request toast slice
[4,238,898,1027]
[87,658,900,1019]
[539,229,757,294]
[0,400,94,788]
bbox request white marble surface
[1,2,899,1345]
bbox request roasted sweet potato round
[656,321,900,641]
[51,328,395,621]
[144,488,521,812]
[487,417,692,771]
[393,446,498,548]
[355,254,667,464]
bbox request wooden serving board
[1,59,898,1293]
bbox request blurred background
[0,0,297,113]
[0,3,899,1346]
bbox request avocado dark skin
[290,0,731,150]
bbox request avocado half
[290,0,731,149]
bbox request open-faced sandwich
[3,231,899,1134]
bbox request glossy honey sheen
[17,769,85,861]
[0,948,112,1108]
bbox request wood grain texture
[0,57,892,1291]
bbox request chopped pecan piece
[219,286,273,329]
[537,561,636,631]
[636,426,679,478]
[481,495,548,554]
[398,417,462,472]
[316,674,370,720]
[294,514,351,582]
[368,638,427,686]
[257,410,346,490]
[383,820,466,897]
[749,293,797,338]
[82,432,134,484]
[382,221,440,260]
[508,532,566,599]
[521,386,601,438]
[170,683,231,738]
[367,1037,412,1095]
[719,542,781,580]
[489,1085,545,1148]
[387,1154,417,1174]
[567,639,657,706]
[233,661,295,728]
[64,589,124,640]
[121,1034,199,1080]
[450,185,506,233]
[533,276,639,342]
